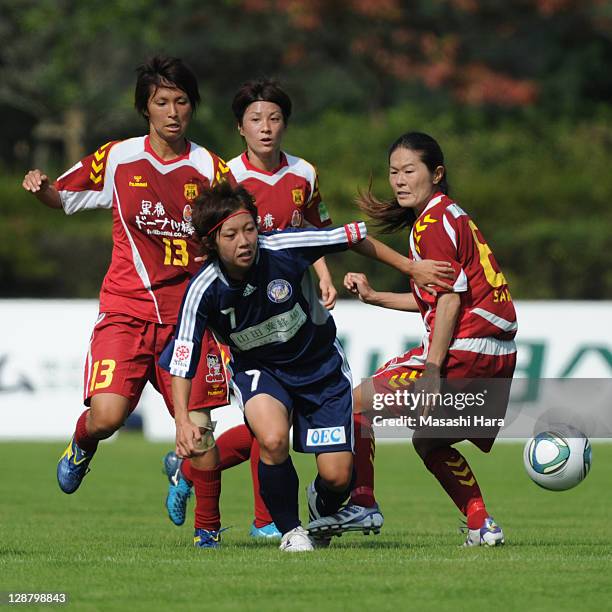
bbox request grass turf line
[1,436,610,611]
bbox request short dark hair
[192,181,259,258]
[231,78,292,125]
[134,55,200,119]
[357,132,449,234]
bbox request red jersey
[409,193,517,345]
[55,136,231,324]
[227,151,331,230]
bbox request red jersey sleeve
[303,169,332,228]
[54,141,119,215]
[412,209,467,298]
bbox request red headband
[207,210,253,236]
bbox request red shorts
[83,312,229,415]
[372,338,517,451]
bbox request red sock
[216,425,254,470]
[250,439,274,527]
[466,498,489,530]
[350,413,377,507]
[191,464,221,531]
[180,459,193,484]
[74,409,99,453]
[423,446,487,528]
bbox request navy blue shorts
[230,341,354,454]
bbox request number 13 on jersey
[163,238,188,266]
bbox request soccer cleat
[279,526,314,552]
[163,451,192,526]
[306,480,321,522]
[249,521,282,539]
[193,528,224,548]
[463,516,505,547]
[307,503,384,537]
[57,437,95,494]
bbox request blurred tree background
[1,0,611,298]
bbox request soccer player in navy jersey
[160,180,451,551]
[162,79,456,541]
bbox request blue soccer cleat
[193,528,225,548]
[249,521,282,539]
[307,503,384,537]
[57,437,95,494]
[163,451,192,526]
[463,516,505,547]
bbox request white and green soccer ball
[523,426,592,491]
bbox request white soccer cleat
[279,526,315,553]
[307,503,384,537]
[463,516,505,547]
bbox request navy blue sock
[314,473,351,516]
[258,457,300,535]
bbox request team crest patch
[267,279,292,303]
[183,204,193,223]
[291,188,304,207]
[184,182,199,201]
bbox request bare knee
[317,457,353,491]
[258,434,289,464]
[320,468,352,491]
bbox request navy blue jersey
[159,222,367,379]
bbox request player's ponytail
[356,179,417,234]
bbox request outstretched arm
[344,272,419,312]
[352,235,455,295]
[22,169,62,209]
[312,256,337,309]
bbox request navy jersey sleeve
[258,222,367,267]
[159,267,217,379]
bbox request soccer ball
[523,426,592,491]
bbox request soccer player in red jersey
[22,56,231,548]
[309,132,517,546]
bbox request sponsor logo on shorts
[171,340,193,372]
[306,426,346,447]
[267,279,292,303]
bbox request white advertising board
[0,299,610,440]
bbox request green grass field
[1,436,610,611]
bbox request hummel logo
[243,284,257,297]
